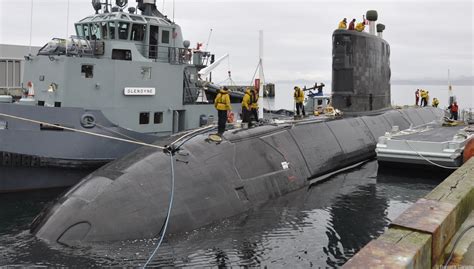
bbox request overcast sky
[1,0,472,85]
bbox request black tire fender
[80,113,96,128]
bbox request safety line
[142,153,175,268]
[0,112,166,150]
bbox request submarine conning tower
[331,10,390,115]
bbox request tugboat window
[154,112,163,124]
[108,21,116,39]
[112,49,132,61]
[91,23,101,40]
[83,24,90,40]
[81,65,94,78]
[161,30,170,44]
[149,25,159,59]
[101,22,108,39]
[75,25,84,37]
[118,22,130,40]
[131,24,146,41]
[139,112,150,125]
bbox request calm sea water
[0,161,448,267]
[265,83,473,111]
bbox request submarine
[31,11,444,244]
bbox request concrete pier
[344,158,474,268]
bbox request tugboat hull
[0,103,158,191]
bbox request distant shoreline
[269,80,474,87]
[391,80,474,86]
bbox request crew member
[425,91,430,107]
[338,18,347,29]
[294,86,305,117]
[250,88,259,125]
[348,19,356,30]
[415,89,420,106]
[214,86,232,135]
[420,89,427,106]
[241,88,252,124]
[448,101,459,120]
[432,97,439,108]
[355,21,365,32]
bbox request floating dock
[376,123,473,168]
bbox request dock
[376,122,473,168]
[344,157,474,268]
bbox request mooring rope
[142,152,175,268]
[404,140,459,170]
[443,225,474,268]
[0,113,167,150]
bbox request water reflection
[0,161,444,267]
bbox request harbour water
[0,161,450,267]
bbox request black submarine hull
[31,107,443,244]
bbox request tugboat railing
[36,37,211,66]
[135,44,210,66]
[37,37,103,58]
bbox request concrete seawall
[344,157,474,268]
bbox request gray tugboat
[0,0,242,192]
[31,11,448,244]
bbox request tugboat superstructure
[0,0,242,192]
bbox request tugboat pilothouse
[0,0,242,192]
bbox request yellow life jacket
[250,90,259,109]
[241,90,251,109]
[355,22,365,32]
[215,90,232,111]
[294,88,304,103]
[338,21,347,29]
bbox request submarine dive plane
[32,10,445,244]
[0,0,242,192]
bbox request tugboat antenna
[28,0,34,54]
[205,28,213,51]
[66,0,70,54]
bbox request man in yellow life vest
[355,22,365,32]
[420,89,427,107]
[294,86,305,116]
[214,86,232,135]
[241,88,252,124]
[338,18,347,29]
[432,97,439,108]
[250,89,259,124]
